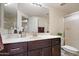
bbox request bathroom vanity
[0,35,61,56]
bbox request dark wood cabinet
[41,47,51,56]
[28,47,52,56]
[23,53,27,56]
[22,42,28,56]
[52,45,61,56]
[51,38,61,56]
[10,53,24,56]
[6,43,24,55]
[28,39,51,51]
[28,39,51,56]
[28,49,41,56]
[0,42,28,56]
[0,38,61,56]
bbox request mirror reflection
[1,3,49,38]
[17,3,49,33]
[4,3,17,34]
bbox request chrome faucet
[19,31,22,37]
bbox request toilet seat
[61,45,79,54]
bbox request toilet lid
[61,45,79,54]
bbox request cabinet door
[28,39,51,51]
[41,47,51,56]
[28,49,41,56]
[0,42,27,56]
[23,42,28,56]
[52,45,61,56]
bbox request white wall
[17,10,22,31]
[17,10,28,31]
[49,8,65,35]
[28,16,38,33]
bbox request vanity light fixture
[22,20,28,23]
[31,3,48,9]
[32,3,42,7]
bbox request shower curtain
[64,12,79,49]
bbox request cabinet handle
[10,48,20,51]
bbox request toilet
[61,38,79,56]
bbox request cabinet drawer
[0,42,28,56]
[5,43,24,55]
[28,39,51,50]
[52,38,60,46]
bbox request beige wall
[49,7,65,35]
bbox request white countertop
[2,35,61,44]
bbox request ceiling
[44,3,79,15]
[4,3,79,17]
[18,3,49,17]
